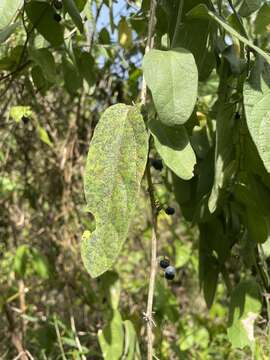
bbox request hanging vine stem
[140,0,157,358]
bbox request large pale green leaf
[25,1,64,47]
[239,0,262,17]
[187,4,270,63]
[62,0,84,33]
[98,310,124,360]
[149,119,196,180]
[227,279,261,350]
[244,57,270,172]
[82,104,148,278]
[143,48,198,126]
[0,0,22,29]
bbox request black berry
[151,159,163,171]
[235,111,241,120]
[53,0,62,9]
[54,13,62,22]
[165,207,175,215]
[159,258,170,269]
[21,116,30,124]
[165,266,176,280]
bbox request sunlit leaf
[227,279,261,350]
[143,48,198,126]
[82,104,148,278]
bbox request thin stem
[141,0,157,105]
[171,0,184,48]
[146,161,158,360]
[140,0,158,358]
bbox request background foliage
[1,0,270,359]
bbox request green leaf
[227,279,261,350]
[208,102,236,213]
[38,126,53,147]
[0,0,22,29]
[98,310,124,360]
[82,104,148,278]
[74,48,97,86]
[143,48,198,126]
[187,4,270,64]
[149,119,196,180]
[254,4,270,35]
[25,1,64,47]
[0,22,19,44]
[175,242,191,268]
[244,57,270,173]
[62,56,83,95]
[14,245,30,277]
[31,249,50,279]
[9,106,32,122]
[246,208,270,244]
[123,320,141,360]
[239,0,262,17]
[62,0,84,33]
[118,18,132,49]
[30,48,57,83]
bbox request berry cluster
[159,257,176,280]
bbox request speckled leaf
[244,57,270,173]
[227,279,261,350]
[82,104,148,278]
[149,118,196,180]
[143,48,198,126]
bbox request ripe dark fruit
[53,0,62,9]
[21,116,30,124]
[151,159,163,171]
[160,258,170,269]
[54,13,62,22]
[165,207,175,215]
[235,111,241,119]
[165,266,176,280]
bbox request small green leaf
[73,48,96,86]
[227,279,261,351]
[38,126,53,147]
[244,57,270,173]
[0,0,22,29]
[149,119,196,180]
[9,106,32,122]
[118,18,132,49]
[98,310,124,360]
[14,245,30,277]
[30,48,57,83]
[62,0,84,33]
[239,0,262,17]
[31,249,50,279]
[143,48,198,126]
[25,1,64,47]
[82,104,148,278]
[62,55,83,95]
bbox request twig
[54,315,67,360]
[140,1,157,359]
[145,162,158,360]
